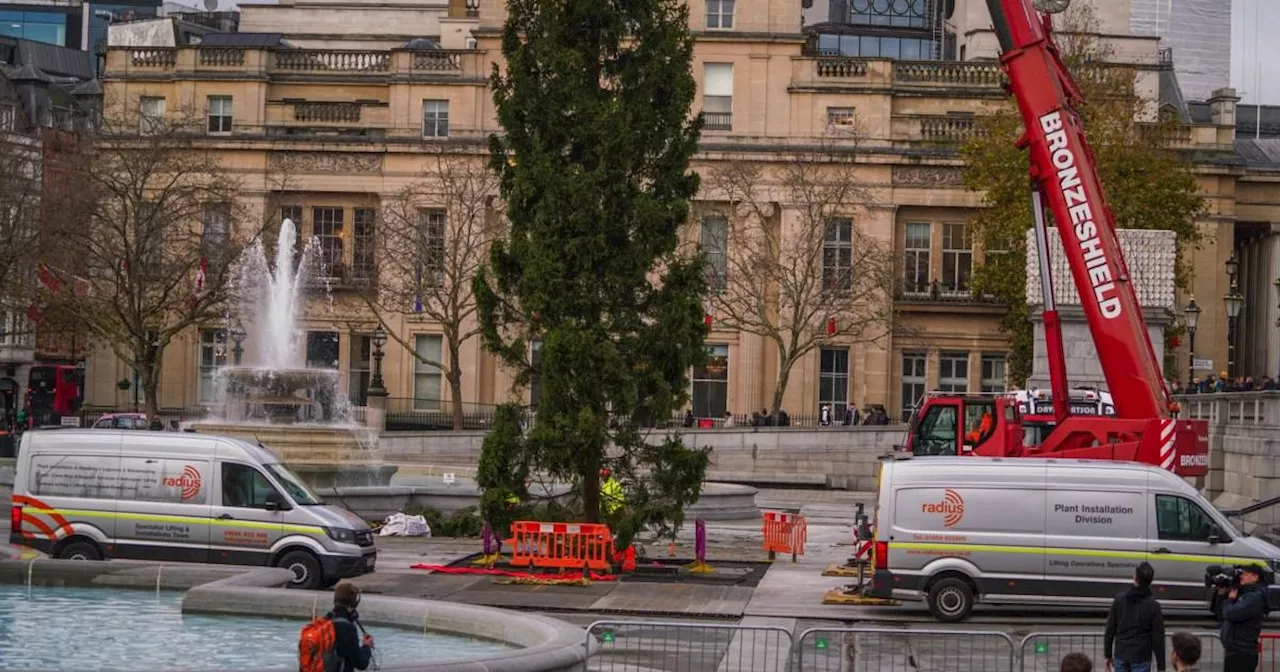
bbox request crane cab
[903,394,1022,458]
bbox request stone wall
[1177,392,1280,513]
[379,426,906,491]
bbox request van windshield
[265,463,322,505]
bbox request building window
[207,96,232,134]
[201,202,231,255]
[422,100,449,138]
[706,0,734,29]
[348,334,371,406]
[413,334,443,410]
[312,207,344,277]
[901,351,926,421]
[353,208,375,281]
[0,103,15,131]
[903,221,930,295]
[691,344,729,418]
[941,222,972,295]
[849,0,928,28]
[980,353,1007,394]
[703,63,733,131]
[139,96,165,133]
[700,215,728,292]
[823,218,853,293]
[939,352,969,393]
[814,33,935,60]
[305,331,339,369]
[827,107,855,128]
[416,208,446,287]
[198,329,226,403]
[819,348,849,420]
[529,339,543,409]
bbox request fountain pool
[0,585,514,670]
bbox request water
[232,218,318,371]
[0,585,513,670]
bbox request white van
[9,429,376,590]
[865,455,1280,621]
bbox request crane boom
[987,0,1170,421]
[899,0,1209,477]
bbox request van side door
[1044,487,1147,603]
[210,461,285,567]
[113,455,212,563]
[1147,490,1223,604]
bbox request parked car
[91,413,149,430]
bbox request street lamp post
[1225,290,1245,378]
[368,324,388,398]
[1185,297,1201,385]
[229,320,246,367]
[464,0,479,18]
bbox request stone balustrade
[129,48,176,68]
[814,57,868,78]
[293,101,363,123]
[893,60,1006,87]
[918,114,982,142]
[107,46,479,79]
[274,49,392,73]
[198,48,246,67]
[1174,392,1280,530]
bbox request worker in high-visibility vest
[600,468,624,516]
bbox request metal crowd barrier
[1017,631,1224,672]
[579,620,1271,671]
[794,627,1017,671]
[585,620,793,672]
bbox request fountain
[189,219,397,488]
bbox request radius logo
[161,465,203,501]
[921,489,965,527]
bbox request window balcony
[703,112,732,131]
[894,280,1003,310]
[105,46,483,82]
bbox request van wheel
[57,541,102,562]
[927,577,974,622]
[278,550,323,590]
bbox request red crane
[902,0,1209,477]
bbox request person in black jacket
[1214,565,1270,672]
[1104,562,1166,672]
[329,582,374,672]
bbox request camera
[1204,564,1274,590]
[1205,565,1243,589]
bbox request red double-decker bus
[25,365,83,428]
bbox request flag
[412,264,423,313]
[37,263,63,294]
[190,257,208,310]
[826,317,837,336]
[703,314,713,327]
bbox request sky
[1231,0,1279,105]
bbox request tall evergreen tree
[475,0,710,540]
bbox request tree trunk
[581,448,601,523]
[771,360,793,418]
[448,368,464,430]
[140,357,161,419]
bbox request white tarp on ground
[378,512,431,537]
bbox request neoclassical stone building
[84,0,1272,422]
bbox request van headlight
[324,527,356,544]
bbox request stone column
[1025,228,1177,390]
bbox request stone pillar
[1025,228,1177,390]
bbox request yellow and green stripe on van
[25,507,324,536]
[895,541,1264,566]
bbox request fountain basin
[0,559,592,671]
[188,423,398,489]
[216,367,347,424]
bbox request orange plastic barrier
[762,511,807,561]
[509,521,614,571]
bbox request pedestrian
[1169,632,1200,672]
[1104,561,1166,672]
[1061,652,1093,672]
[1213,564,1270,672]
[298,581,373,672]
[683,409,694,428]
[722,411,734,428]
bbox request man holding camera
[1213,565,1269,672]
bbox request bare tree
[40,100,262,417]
[701,133,898,416]
[0,116,42,322]
[362,148,502,429]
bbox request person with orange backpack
[299,581,374,672]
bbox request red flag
[26,304,41,323]
[37,263,63,294]
[826,317,837,336]
[703,314,713,327]
[190,257,208,310]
